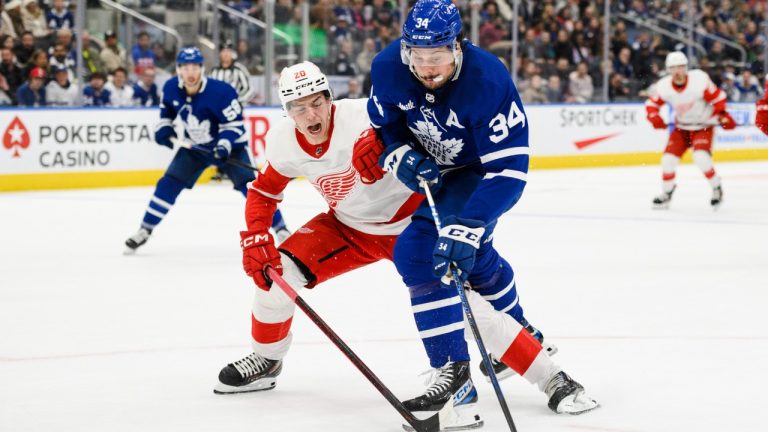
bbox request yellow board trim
[2,149,767,192]
[0,168,217,192]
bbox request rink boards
[1,103,766,191]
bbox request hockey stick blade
[265,267,449,432]
[170,137,259,172]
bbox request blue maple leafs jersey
[368,39,530,225]
[158,77,247,149]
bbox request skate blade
[652,203,670,210]
[403,404,482,431]
[123,247,137,256]
[556,391,600,415]
[213,379,277,394]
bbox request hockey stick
[170,137,260,172]
[265,267,454,432]
[420,180,518,432]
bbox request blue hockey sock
[471,260,524,322]
[141,175,185,230]
[271,209,287,231]
[409,281,469,368]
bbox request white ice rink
[1,162,767,432]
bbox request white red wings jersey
[646,69,726,131]
[248,98,420,236]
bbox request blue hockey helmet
[176,47,204,66]
[402,0,462,48]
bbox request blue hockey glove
[432,216,486,283]
[154,125,176,149]
[213,139,232,160]
[379,143,440,193]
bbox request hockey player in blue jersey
[124,47,289,253]
[354,0,598,425]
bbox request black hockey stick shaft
[265,267,443,432]
[421,180,518,432]
[171,137,260,172]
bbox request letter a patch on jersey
[446,109,465,129]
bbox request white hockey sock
[692,150,721,188]
[661,153,680,193]
[251,254,308,360]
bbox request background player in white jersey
[215,61,593,429]
[124,47,288,254]
[645,52,736,210]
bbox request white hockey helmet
[665,51,688,71]
[278,62,331,110]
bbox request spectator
[608,72,631,101]
[104,67,134,106]
[55,27,73,51]
[334,39,357,76]
[553,30,573,63]
[720,72,741,102]
[613,47,634,79]
[337,77,363,99]
[79,31,103,78]
[0,72,12,104]
[0,46,23,102]
[23,48,47,79]
[521,74,548,104]
[355,37,376,76]
[48,42,75,82]
[210,43,254,104]
[0,34,14,49]
[150,41,169,70]
[82,71,110,106]
[568,62,594,103]
[735,69,763,102]
[274,0,293,24]
[46,0,73,31]
[131,31,156,74]
[132,66,159,106]
[16,65,45,106]
[544,75,564,103]
[100,29,128,74]
[1,0,23,39]
[46,65,79,106]
[236,38,262,74]
[12,30,33,64]
[20,0,48,39]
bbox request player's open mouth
[307,123,322,134]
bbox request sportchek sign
[1,104,766,191]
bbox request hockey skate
[214,353,283,394]
[710,185,723,210]
[652,185,676,209]
[402,361,483,431]
[123,227,152,255]
[479,319,558,382]
[544,371,599,415]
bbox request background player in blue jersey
[354,0,598,423]
[124,47,289,254]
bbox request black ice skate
[123,227,152,255]
[711,185,723,210]
[214,353,282,394]
[479,318,558,382]
[544,371,599,414]
[652,185,676,209]
[402,361,482,431]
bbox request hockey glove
[379,143,441,193]
[240,230,282,291]
[647,113,667,130]
[155,125,177,149]
[213,139,232,160]
[352,128,386,184]
[756,98,768,136]
[718,111,737,130]
[432,216,486,284]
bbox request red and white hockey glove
[718,111,737,130]
[240,230,282,291]
[647,113,667,130]
[756,98,768,136]
[352,128,386,184]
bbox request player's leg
[215,212,395,394]
[653,129,686,209]
[691,128,723,208]
[225,147,291,242]
[124,148,209,253]
[465,290,599,414]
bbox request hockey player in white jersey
[645,51,736,209]
[214,61,597,430]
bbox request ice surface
[2,162,767,432]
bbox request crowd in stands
[0,0,766,107]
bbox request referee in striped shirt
[209,43,254,105]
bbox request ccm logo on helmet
[240,234,270,248]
